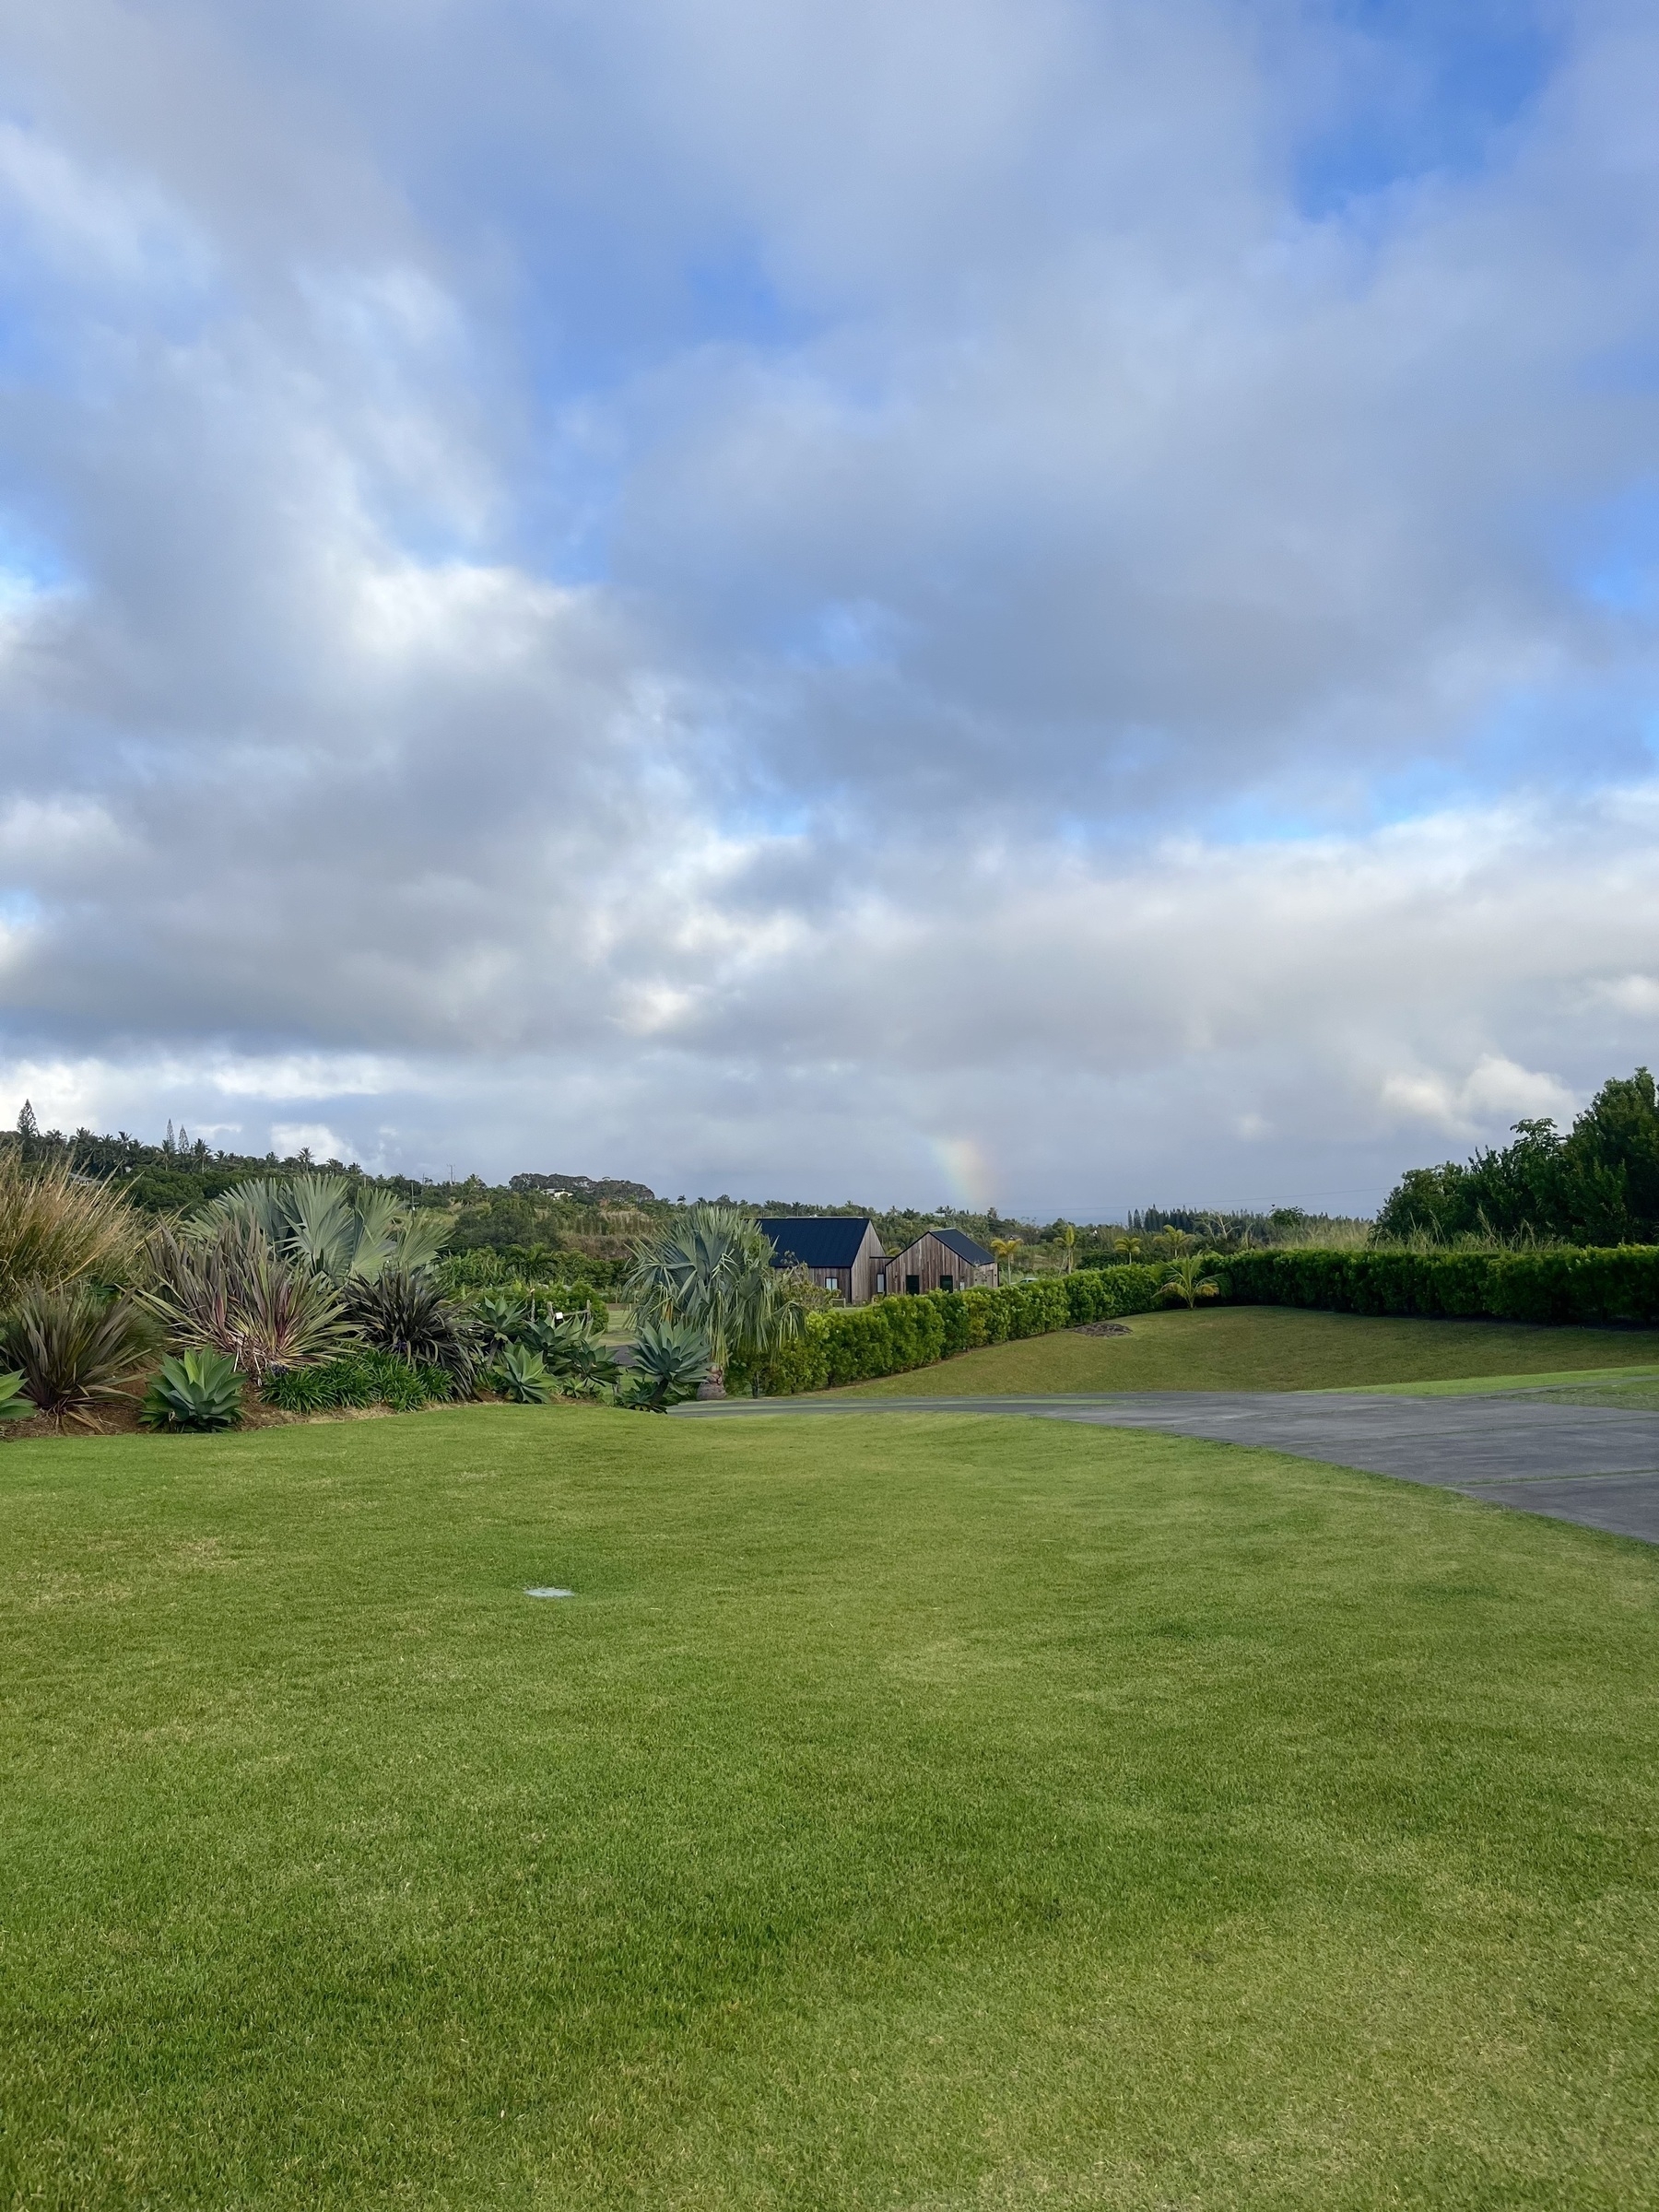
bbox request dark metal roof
[933,1227,996,1266]
[757,1217,875,1270]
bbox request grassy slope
[4,1406,1659,2208]
[850,1303,1659,1395]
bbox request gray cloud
[1,1,1657,1210]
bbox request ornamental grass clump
[0,1147,144,1310]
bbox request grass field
[850,1303,1659,1395]
[5,1404,1659,2207]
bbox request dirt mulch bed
[1071,1321,1134,1337]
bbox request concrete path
[671,1389,1659,1544]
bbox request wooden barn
[878,1227,999,1296]
[756,1216,886,1306]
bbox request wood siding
[879,1232,997,1297]
[805,1221,886,1305]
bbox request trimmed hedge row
[1222,1246,1659,1327]
[728,1264,1164,1395]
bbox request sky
[1,0,1657,1216]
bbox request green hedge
[728,1265,1163,1395]
[1222,1246,1659,1327]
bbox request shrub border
[727,1265,1164,1395]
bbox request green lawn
[850,1303,1659,1395]
[4,1406,1659,2206]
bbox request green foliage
[1157,1253,1226,1308]
[1376,1068,1659,1245]
[0,1147,145,1310]
[530,1312,621,1392]
[626,1203,800,1381]
[618,1317,711,1410]
[488,1344,554,1404]
[1223,1244,1659,1325]
[727,1264,1164,1394]
[0,1370,36,1424]
[143,1219,358,1384]
[469,1293,527,1358]
[196,1175,447,1284]
[140,1349,244,1432]
[342,1270,480,1385]
[2,1287,158,1427]
[261,1349,455,1414]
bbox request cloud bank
[0,0,1656,1212]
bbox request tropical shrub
[2,1287,158,1428]
[470,1293,527,1358]
[0,1371,35,1424]
[488,1343,555,1403]
[194,1174,448,1284]
[262,1348,456,1413]
[626,1203,800,1393]
[343,1269,480,1385]
[143,1219,357,1384]
[1157,1253,1225,1309]
[618,1317,711,1410]
[533,1311,622,1391]
[0,1147,144,1309]
[140,1349,243,1432]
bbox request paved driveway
[671,1390,1659,1544]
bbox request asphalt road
[671,1389,1659,1544]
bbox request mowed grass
[851,1302,1659,1395]
[5,1406,1659,2209]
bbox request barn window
[876,1272,887,1293]
[905,1274,920,1295]
[940,1274,954,1292]
[824,1274,839,1291]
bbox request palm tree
[988,1236,1022,1285]
[624,1204,800,1396]
[1157,1253,1223,1309]
[194,1174,447,1284]
[1056,1223,1078,1273]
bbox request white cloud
[0,3,1656,1212]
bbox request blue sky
[0,0,1656,1216]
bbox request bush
[140,1349,243,1432]
[143,1219,357,1384]
[2,1286,159,1428]
[343,1270,480,1384]
[262,1349,456,1414]
[0,1370,35,1425]
[488,1344,554,1403]
[727,1265,1164,1394]
[1220,1245,1659,1325]
[619,1317,711,1410]
[0,1147,144,1309]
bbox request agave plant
[0,1370,36,1424]
[530,1310,621,1389]
[618,1316,710,1411]
[624,1204,799,1396]
[192,1175,448,1285]
[343,1269,480,1385]
[3,1286,159,1429]
[489,1342,554,1404]
[143,1220,358,1386]
[140,1349,243,1432]
[470,1292,528,1359]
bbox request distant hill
[508,1171,657,1205]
